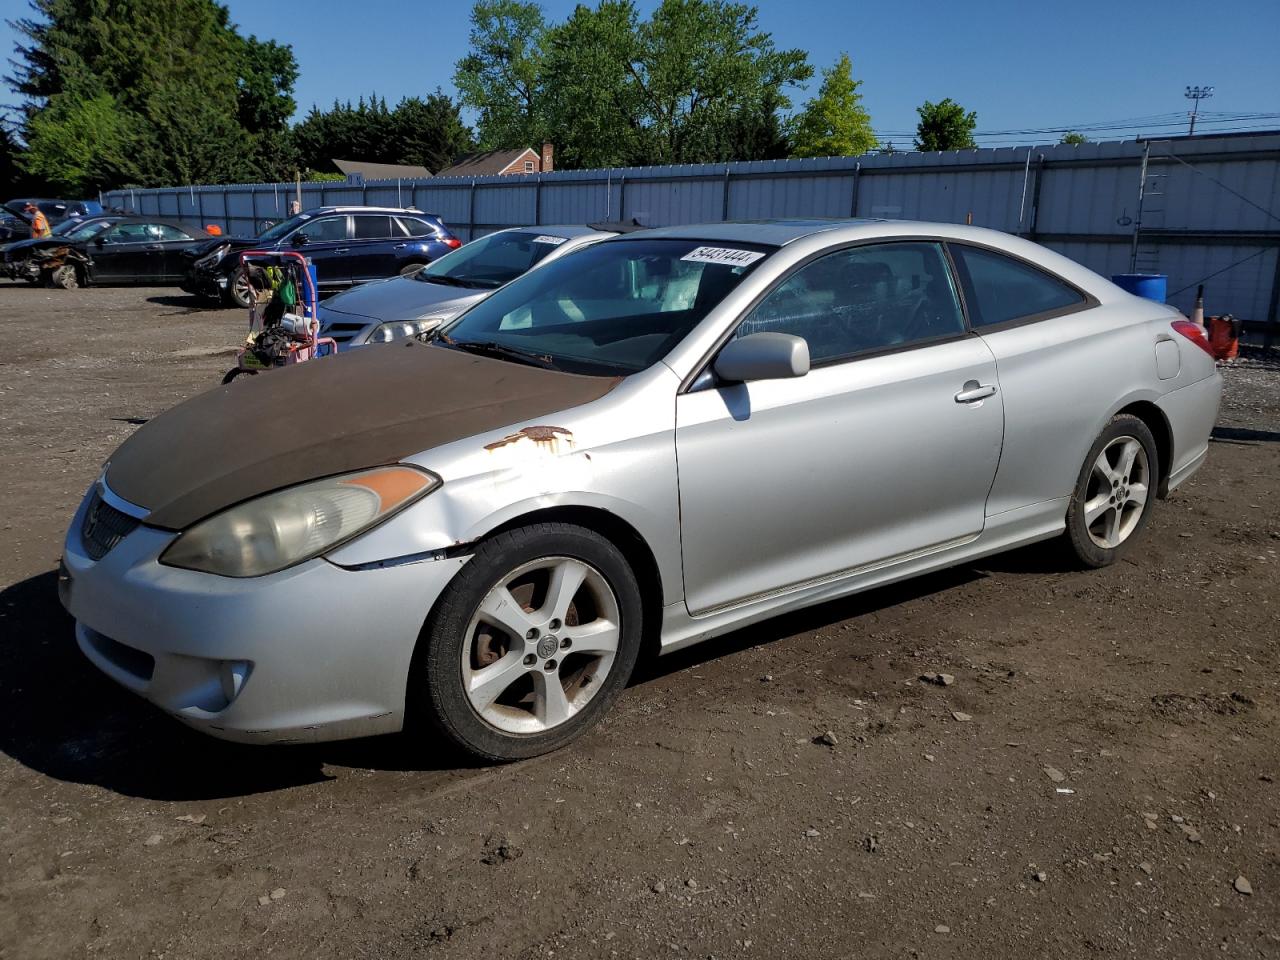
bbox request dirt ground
[0,282,1277,960]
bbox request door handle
[954,381,997,404]
[335,248,348,254]
[393,243,408,250]
[144,243,163,250]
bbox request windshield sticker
[531,235,568,245]
[681,246,764,267]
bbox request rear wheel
[223,266,253,309]
[1064,414,1158,567]
[413,523,642,761]
[398,261,428,277]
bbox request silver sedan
[61,219,1222,760]
[317,225,618,347]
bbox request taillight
[1171,319,1215,358]
[444,237,462,249]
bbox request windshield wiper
[446,339,560,370]
[416,273,479,287]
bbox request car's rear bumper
[60,487,468,744]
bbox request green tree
[453,0,549,151]
[454,0,810,168]
[914,98,977,151]
[21,91,141,193]
[7,0,298,189]
[540,1,642,169]
[791,53,876,158]
[388,93,475,172]
[1059,131,1088,145]
[630,0,811,165]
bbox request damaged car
[182,206,462,308]
[60,219,1221,761]
[4,216,210,288]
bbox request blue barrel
[1112,273,1167,302]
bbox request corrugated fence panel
[99,132,1280,326]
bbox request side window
[950,244,1085,327]
[292,216,347,243]
[737,242,966,363]
[396,217,434,238]
[352,215,392,239]
[151,224,193,241]
[106,223,152,242]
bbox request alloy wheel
[1082,436,1150,549]
[461,556,621,734]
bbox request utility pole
[1184,85,1214,135]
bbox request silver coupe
[60,219,1222,760]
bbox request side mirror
[714,332,810,383]
[94,235,107,246]
[291,232,308,247]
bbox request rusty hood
[106,340,618,530]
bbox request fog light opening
[219,660,252,703]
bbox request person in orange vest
[25,203,51,239]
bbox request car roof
[620,218,883,246]
[305,206,439,217]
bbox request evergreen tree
[791,53,876,158]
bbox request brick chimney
[541,142,554,173]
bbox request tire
[49,264,80,289]
[223,266,253,309]
[413,522,643,761]
[1064,414,1159,568]
[398,261,428,277]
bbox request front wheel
[223,266,253,309]
[48,264,80,289]
[1064,414,1159,568]
[413,523,643,761]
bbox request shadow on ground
[1212,425,1280,444]
[0,570,473,803]
[1,541,1075,800]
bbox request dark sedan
[2,216,210,288]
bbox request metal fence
[104,131,1280,335]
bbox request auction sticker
[532,235,568,245]
[681,246,764,267]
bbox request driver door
[674,241,1005,616]
[285,214,350,288]
[90,222,154,281]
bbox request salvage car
[5,216,210,288]
[318,224,633,347]
[1,215,115,281]
[182,206,461,308]
[60,219,1222,760]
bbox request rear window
[396,217,436,238]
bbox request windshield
[438,238,772,375]
[258,213,308,242]
[416,230,569,289]
[59,219,111,241]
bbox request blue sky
[4,0,1279,146]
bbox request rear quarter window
[950,244,1086,328]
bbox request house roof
[434,148,537,178]
[332,159,433,180]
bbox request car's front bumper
[181,266,228,299]
[60,490,468,743]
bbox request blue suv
[181,206,462,308]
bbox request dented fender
[323,366,687,606]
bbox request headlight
[160,466,439,577]
[367,316,450,343]
[194,243,230,269]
